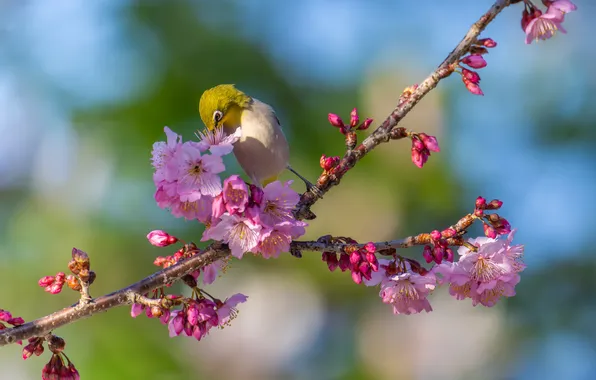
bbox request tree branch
[294,0,512,220]
[0,0,511,347]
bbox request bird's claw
[306,182,324,199]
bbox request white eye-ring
[213,110,223,123]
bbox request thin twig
[294,0,512,220]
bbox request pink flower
[202,214,261,258]
[380,272,436,315]
[524,1,576,44]
[222,175,249,214]
[168,310,184,337]
[172,142,225,201]
[202,259,225,285]
[350,108,359,127]
[170,195,214,223]
[216,293,248,326]
[256,221,306,259]
[147,230,178,247]
[196,126,242,156]
[435,232,524,307]
[152,127,182,183]
[258,180,300,227]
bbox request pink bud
[411,149,427,168]
[463,77,484,96]
[412,138,425,151]
[48,282,64,295]
[363,242,376,254]
[0,310,12,322]
[432,247,444,264]
[442,228,457,238]
[358,118,373,130]
[419,133,440,153]
[7,317,24,326]
[422,245,433,263]
[461,54,487,69]
[249,185,264,206]
[131,303,145,318]
[350,108,359,128]
[322,252,338,272]
[487,199,503,210]
[351,271,363,285]
[338,253,350,272]
[430,230,442,241]
[483,224,498,239]
[462,68,481,84]
[147,230,178,247]
[349,251,361,266]
[477,38,497,48]
[320,155,340,171]
[358,262,372,279]
[22,345,34,360]
[38,276,55,288]
[475,196,487,209]
[444,248,454,262]
[328,113,344,128]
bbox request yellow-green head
[198,84,252,131]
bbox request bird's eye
[213,110,223,123]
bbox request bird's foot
[305,181,324,199]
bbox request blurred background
[0,0,594,379]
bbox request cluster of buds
[319,154,340,173]
[458,37,496,96]
[37,335,80,380]
[322,241,380,285]
[38,272,66,295]
[22,337,44,360]
[422,228,456,265]
[168,293,247,340]
[68,248,95,286]
[521,0,577,44]
[328,108,373,150]
[131,294,182,324]
[410,132,440,168]
[475,196,511,238]
[0,309,25,335]
[153,242,198,269]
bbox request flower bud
[322,252,338,272]
[328,113,344,128]
[483,224,498,239]
[338,253,350,272]
[463,77,484,96]
[444,248,454,262]
[461,54,487,69]
[462,68,481,84]
[475,196,487,209]
[469,46,489,55]
[477,38,497,48]
[419,133,440,152]
[147,230,178,247]
[487,199,503,210]
[422,245,433,263]
[432,247,444,264]
[358,118,373,130]
[350,108,359,128]
[430,230,442,241]
[249,185,264,206]
[442,228,457,238]
[38,276,55,288]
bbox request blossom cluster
[458,38,496,96]
[359,230,525,314]
[322,242,380,285]
[167,294,247,341]
[151,127,307,259]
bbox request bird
[198,84,320,196]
